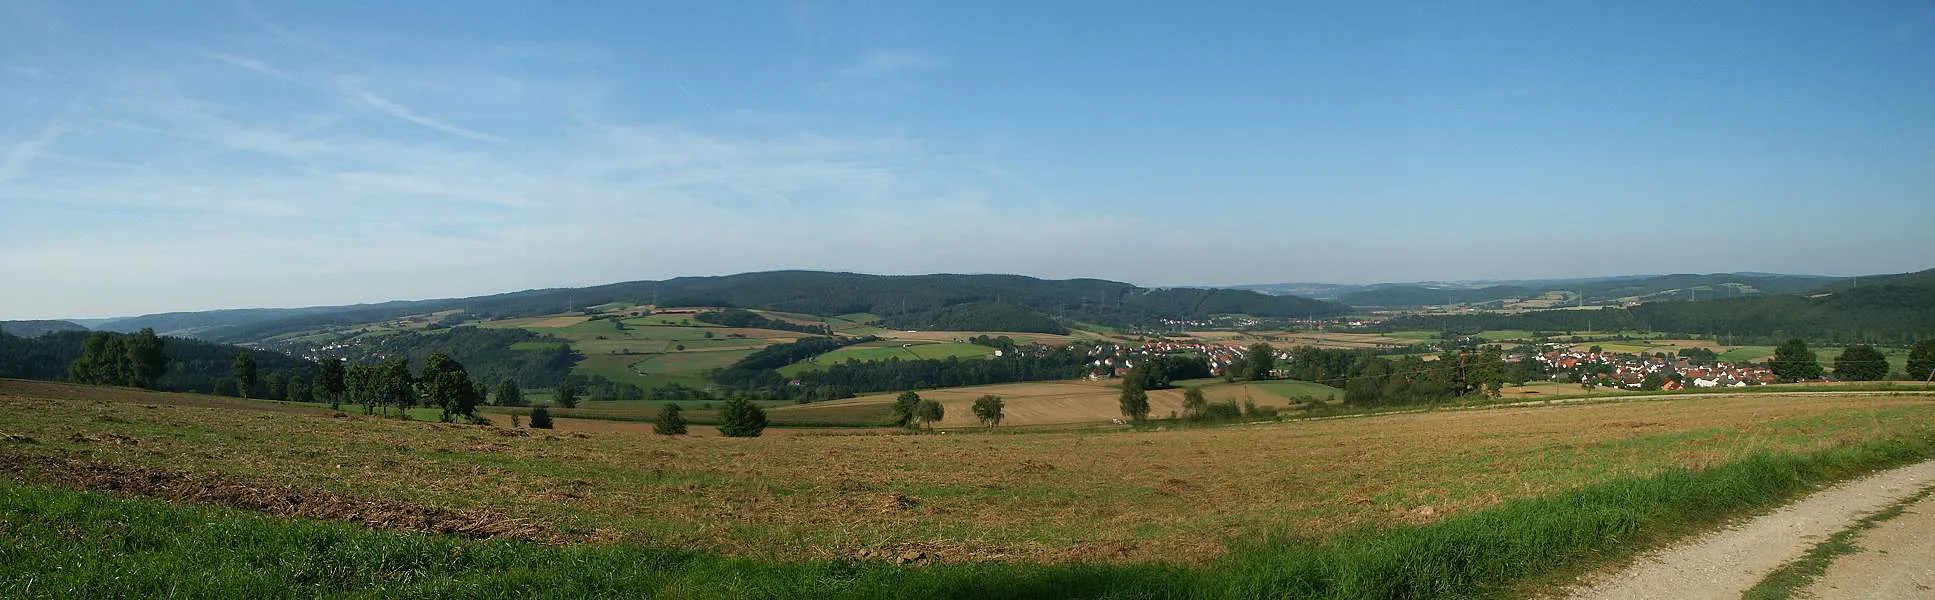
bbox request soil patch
[0,453,557,543]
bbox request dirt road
[1802,490,1935,599]
[1562,459,1935,600]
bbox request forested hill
[1335,273,1841,308]
[0,330,314,396]
[1374,268,1935,344]
[91,271,1351,342]
[0,320,88,338]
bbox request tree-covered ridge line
[1333,272,1845,308]
[1370,277,1935,345]
[692,308,832,335]
[94,270,1351,343]
[0,320,89,338]
[0,329,315,396]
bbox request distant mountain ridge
[0,320,89,338]
[1230,273,1844,307]
[86,271,1352,343]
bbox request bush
[528,406,554,429]
[716,398,767,437]
[653,403,688,436]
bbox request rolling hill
[1242,273,1844,308]
[79,271,1352,344]
[0,320,88,338]
[1373,267,1935,345]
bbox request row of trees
[1771,339,1935,382]
[67,329,169,389]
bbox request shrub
[653,403,688,436]
[717,398,767,437]
[529,406,554,429]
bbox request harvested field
[7,379,1935,565]
[0,454,555,542]
[777,379,1343,427]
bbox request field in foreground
[5,379,1935,568]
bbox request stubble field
[5,379,1934,567]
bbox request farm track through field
[1561,459,1935,599]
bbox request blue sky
[4,1,1933,319]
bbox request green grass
[1741,485,1935,600]
[1245,379,1347,401]
[777,342,996,376]
[5,435,1931,599]
[1721,346,1778,363]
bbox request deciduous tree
[421,353,480,422]
[230,353,257,399]
[970,395,1004,427]
[1119,378,1150,422]
[123,328,167,389]
[1907,339,1935,382]
[892,391,922,428]
[496,378,525,406]
[318,357,346,410]
[1243,343,1276,381]
[1832,345,1889,381]
[1181,387,1208,419]
[914,399,945,429]
[1769,338,1823,382]
[553,380,581,409]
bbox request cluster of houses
[1533,350,1779,390]
[1081,340,1284,380]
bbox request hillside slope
[97,271,1351,343]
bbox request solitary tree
[1243,343,1276,381]
[971,395,1004,428]
[553,380,581,409]
[1119,378,1151,422]
[1832,345,1889,381]
[528,406,555,429]
[891,391,922,428]
[717,397,768,437]
[231,353,258,399]
[653,403,689,435]
[318,357,347,410]
[1908,339,1935,382]
[496,378,525,406]
[914,399,945,429]
[1181,387,1209,420]
[1769,338,1823,382]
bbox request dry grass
[5,378,1934,566]
[777,380,1319,427]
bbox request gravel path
[1561,459,1935,600]
[1802,490,1935,599]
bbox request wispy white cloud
[0,115,68,183]
[200,51,299,83]
[351,90,508,144]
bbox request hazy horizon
[6,1,1933,320]
[1,266,1895,322]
